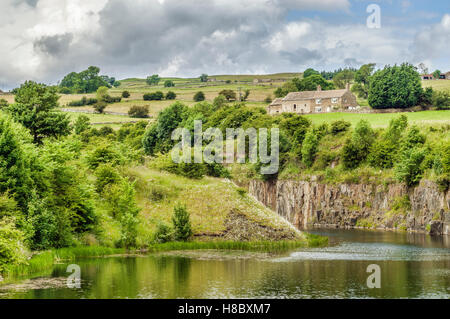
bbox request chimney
[346,83,350,91]
[317,85,322,91]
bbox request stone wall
[249,179,450,236]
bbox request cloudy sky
[0,0,449,90]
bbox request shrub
[172,205,192,242]
[103,96,122,104]
[93,101,107,114]
[166,91,176,100]
[128,105,149,118]
[99,126,115,137]
[342,120,374,169]
[394,147,427,186]
[0,219,27,273]
[95,164,121,193]
[0,99,8,109]
[143,91,164,101]
[121,91,130,98]
[164,80,175,88]
[264,96,272,104]
[301,131,319,168]
[153,222,174,243]
[213,95,227,109]
[59,87,72,94]
[432,91,450,110]
[193,91,205,102]
[87,145,120,169]
[219,89,237,101]
[74,115,90,135]
[331,120,351,135]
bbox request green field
[4,76,450,128]
[304,110,450,128]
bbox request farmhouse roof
[269,98,283,106]
[283,88,348,101]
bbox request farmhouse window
[316,99,322,105]
[331,98,338,104]
[315,107,322,113]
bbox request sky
[0,0,449,90]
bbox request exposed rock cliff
[249,179,450,236]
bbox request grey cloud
[280,48,322,65]
[34,33,73,56]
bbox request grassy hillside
[422,79,450,93]
[94,166,302,247]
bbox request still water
[1,229,449,299]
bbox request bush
[87,145,120,169]
[74,115,90,135]
[166,91,177,100]
[59,87,72,94]
[128,105,149,118]
[301,131,319,168]
[264,96,272,104]
[219,89,237,101]
[95,164,121,193]
[394,147,426,186]
[122,91,130,98]
[342,120,375,169]
[172,205,192,242]
[153,222,173,243]
[330,120,351,135]
[0,99,8,109]
[103,96,122,104]
[143,91,164,101]
[193,91,205,102]
[432,91,450,110]
[213,95,227,109]
[164,80,175,88]
[93,101,107,114]
[68,97,98,107]
[0,219,27,273]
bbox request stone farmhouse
[267,84,358,115]
[421,72,450,80]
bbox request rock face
[249,180,450,236]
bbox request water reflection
[1,229,449,299]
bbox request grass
[304,111,450,128]
[121,166,300,244]
[64,112,151,125]
[422,79,450,93]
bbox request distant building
[445,72,450,80]
[421,74,434,80]
[267,84,358,115]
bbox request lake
[1,229,449,299]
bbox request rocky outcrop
[249,179,450,236]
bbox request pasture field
[304,110,450,128]
[422,79,450,92]
[3,76,450,128]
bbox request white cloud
[0,0,447,90]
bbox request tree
[60,66,111,93]
[193,91,205,102]
[164,80,175,87]
[93,102,107,114]
[303,68,320,78]
[199,74,208,82]
[172,204,192,241]
[166,91,177,100]
[96,86,109,102]
[122,91,130,98]
[352,63,376,99]
[433,70,442,80]
[7,81,71,144]
[297,75,334,91]
[368,63,423,109]
[417,63,429,75]
[333,69,355,89]
[146,74,161,86]
[219,90,237,102]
